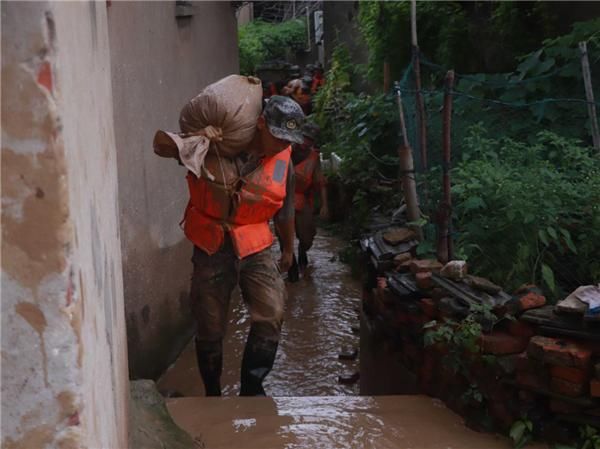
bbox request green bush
[451,126,600,297]
[238,19,306,75]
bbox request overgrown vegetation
[357,1,579,84]
[316,19,600,298]
[423,303,496,376]
[449,128,600,297]
[238,19,306,75]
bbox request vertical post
[579,41,600,152]
[411,0,428,170]
[442,70,455,261]
[383,60,391,93]
[395,85,422,240]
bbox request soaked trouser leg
[238,248,286,396]
[295,204,316,270]
[190,243,237,396]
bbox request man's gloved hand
[278,250,294,273]
[181,126,223,141]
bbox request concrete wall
[2,2,128,448]
[106,1,239,379]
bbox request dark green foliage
[357,1,582,85]
[238,19,306,75]
[451,127,600,297]
[317,18,600,297]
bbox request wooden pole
[395,86,422,239]
[410,0,417,49]
[411,0,428,170]
[442,70,455,261]
[383,60,391,93]
[579,41,600,152]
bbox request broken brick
[396,259,413,272]
[415,272,433,290]
[516,371,546,390]
[410,259,443,274]
[549,399,582,414]
[550,365,589,384]
[481,331,528,355]
[440,260,467,280]
[383,227,416,245]
[506,320,535,339]
[393,252,412,264]
[517,292,546,311]
[550,377,585,397]
[515,352,532,372]
[528,336,592,369]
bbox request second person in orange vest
[287,122,329,282]
[182,96,305,396]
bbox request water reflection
[158,231,362,397]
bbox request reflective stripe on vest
[183,148,291,258]
[294,149,319,211]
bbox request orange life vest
[183,148,291,258]
[294,149,319,211]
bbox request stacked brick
[360,226,600,443]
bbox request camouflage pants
[295,204,316,252]
[190,237,286,342]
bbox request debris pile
[360,222,600,443]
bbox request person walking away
[311,64,325,94]
[287,122,328,281]
[183,96,305,396]
[282,78,312,115]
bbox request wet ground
[158,232,362,397]
[158,230,545,448]
[167,395,536,449]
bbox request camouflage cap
[301,122,320,141]
[263,95,305,144]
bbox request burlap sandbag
[179,75,262,157]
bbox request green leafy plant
[579,425,600,449]
[424,302,496,376]
[510,418,534,449]
[357,1,572,84]
[450,127,600,298]
[238,19,306,75]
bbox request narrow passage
[158,231,545,449]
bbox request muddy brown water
[158,231,544,449]
[158,232,361,397]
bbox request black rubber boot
[239,327,279,396]
[195,338,223,396]
[298,247,308,272]
[287,254,300,283]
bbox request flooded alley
[158,232,362,397]
[157,231,540,449]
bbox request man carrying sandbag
[181,95,305,397]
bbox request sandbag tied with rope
[153,75,263,178]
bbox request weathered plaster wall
[106,1,239,379]
[2,2,128,448]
